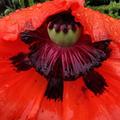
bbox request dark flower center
[10,12,111,100]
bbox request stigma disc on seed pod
[47,22,82,47]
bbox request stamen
[70,23,77,32]
[45,59,63,100]
[10,53,32,71]
[83,71,108,95]
[20,31,41,44]
[93,40,111,58]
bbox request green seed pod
[48,25,81,47]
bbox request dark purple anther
[48,22,54,29]
[60,24,68,33]
[71,23,77,32]
[54,24,60,32]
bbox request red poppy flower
[0,0,120,119]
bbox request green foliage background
[0,0,48,17]
[86,0,120,18]
[0,0,120,19]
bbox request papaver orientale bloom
[0,0,120,120]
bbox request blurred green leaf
[28,0,35,6]
[4,7,14,15]
[19,0,25,8]
[12,0,20,9]
[88,1,120,19]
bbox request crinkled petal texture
[71,6,120,43]
[0,0,120,120]
[71,5,120,59]
[0,0,70,41]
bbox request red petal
[37,78,92,120]
[95,58,120,119]
[1,58,120,120]
[54,0,85,6]
[0,39,29,59]
[0,0,70,41]
[63,79,91,120]
[0,59,47,120]
[60,59,120,120]
[67,0,85,5]
[72,6,120,44]
[109,42,120,59]
[37,98,63,120]
[0,1,120,119]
